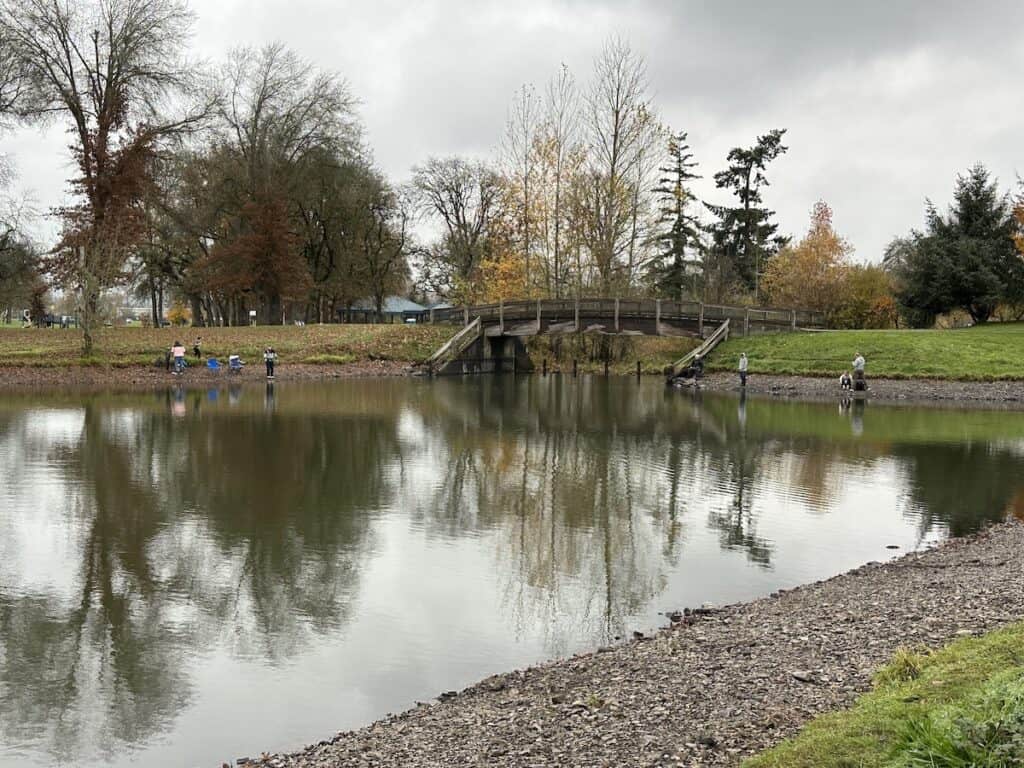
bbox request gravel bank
[701,372,1024,406]
[237,520,1024,768]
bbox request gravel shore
[236,520,1024,768]
[700,371,1024,406]
[0,360,412,389]
[2,365,1021,408]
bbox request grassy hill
[710,323,1024,381]
[0,324,452,368]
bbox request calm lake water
[1,377,1022,767]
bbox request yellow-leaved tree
[763,201,852,319]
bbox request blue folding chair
[206,357,221,372]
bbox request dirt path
[236,521,1024,768]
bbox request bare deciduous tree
[584,38,659,292]
[500,83,541,290]
[216,42,360,198]
[0,0,208,353]
[412,156,501,301]
[540,64,582,297]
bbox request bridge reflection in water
[3,377,1015,768]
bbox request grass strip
[744,622,1024,767]
[710,324,1024,381]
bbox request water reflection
[0,378,1021,767]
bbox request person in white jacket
[739,353,749,388]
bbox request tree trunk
[81,288,99,357]
[188,294,205,327]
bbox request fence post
[744,307,750,337]
[429,307,435,324]
[698,302,705,337]
[499,299,504,334]
[655,299,661,335]
[574,298,580,331]
[791,309,797,331]
[536,298,542,330]
[614,297,620,332]
[463,306,469,326]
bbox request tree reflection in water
[0,380,1021,766]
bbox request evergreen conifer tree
[648,131,702,298]
[704,128,788,299]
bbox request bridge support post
[574,299,580,332]
[698,303,705,337]
[655,299,661,335]
[499,299,504,334]
[744,307,750,337]
[429,307,435,324]
[536,299,542,331]
[614,298,620,332]
[463,307,469,326]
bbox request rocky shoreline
[235,520,1024,768]
[700,371,1024,407]
[1,364,1022,408]
[0,360,413,389]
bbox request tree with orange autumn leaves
[764,201,896,328]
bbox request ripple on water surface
[0,377,1021,767]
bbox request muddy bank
[0,360,413,390]
[700,371,1024,406]
[235,520,1024,768]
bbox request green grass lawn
[745,622,1024,767]
[710,323,1024,381]
[0,324,453,367]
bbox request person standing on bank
[852,352,866,391]
[193,336,203,360]
[171,341,187,375]
[739,352,749,388]
[264,347,277,379]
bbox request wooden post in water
[636,360,641,379]
[573,359,578,377]
[604,358,609,376]
[543,358,548,376]
[536,299,542,332]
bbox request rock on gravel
[237,521,1024,768]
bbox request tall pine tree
[705,128,788,299]
[648,131,702,298]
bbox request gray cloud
[4,0,1023,260]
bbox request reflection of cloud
[0,397,396,764]
[2,383,1022,766]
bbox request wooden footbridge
[417,298,825,376]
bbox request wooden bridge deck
[419,298,824,338]
[420,298,825,375]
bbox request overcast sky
[5,0,1024,260]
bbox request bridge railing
[419,298,825,333]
